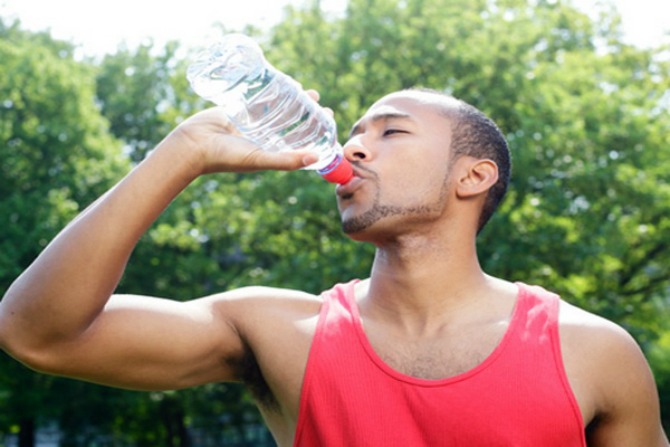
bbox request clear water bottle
[186,34,353,184]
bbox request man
[0,88,667,446]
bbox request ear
[455,158,499,199]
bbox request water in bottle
[186,34,353,184]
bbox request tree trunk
[160,396,191,447]
[18,417,35,447]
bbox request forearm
[0,136,199,357]
[0,104,313,369]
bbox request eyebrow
[348,111,413,139]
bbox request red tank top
[293,281,586,446]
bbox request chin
[341,217,394,244]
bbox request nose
[342,135,372,163]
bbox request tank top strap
[319,279,360,323]
[512,282,561,343]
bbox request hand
[169,91,325,176]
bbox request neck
[361,230,497,332]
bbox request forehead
[346,91,458,155]
[356,90,458,127]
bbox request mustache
[350,162,378,180]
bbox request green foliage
[95,40,197,163]
[0,21,129,286]
[650,332,670,429]
[481,32,670,341]
[0,16,130,445]
[2,0,670,442]
[264,0,670,341]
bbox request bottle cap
[321,158,354,184]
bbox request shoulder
[557,299,645,370]
[558,299,633,344]
[557,299,665,443]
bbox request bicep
[35,294,245,390]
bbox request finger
[304,90,335,120]
[306,89,320,102]
[261,149,319,171]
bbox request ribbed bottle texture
[187,34,352,184]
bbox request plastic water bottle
[186,34,353,184]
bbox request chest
[356,313,597,431]
[293,311,587,446]
[363,318,511,380]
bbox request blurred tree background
[1,0,669,445]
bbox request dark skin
[0,90,667,446]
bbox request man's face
[336,91,458,240]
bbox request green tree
[95,40,196,163]
[93,38,287,446]
[0,18,129,446]
[650,332,670,429]
[111,0,670,435]
[265,0,670,427]
[267,0,670,337]
[2,0,670,441]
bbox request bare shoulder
[557,299,668,446]
[557,299,651,394]
[557,299,640,358]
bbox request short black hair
[409,88,511,233]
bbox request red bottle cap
[321,158,353,184]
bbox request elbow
[0,308,61,374]
[0,308,19,359]
[0,288,37,367]
[0,335,67,376]
[0,328,39,372]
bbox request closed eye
[382,128,408,137]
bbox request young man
[0,89,667,446]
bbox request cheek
[399,163,450,200]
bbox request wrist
[152,128,208,182]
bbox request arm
[579,320,668,446]
[0,107,318,390]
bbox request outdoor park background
[1,0,669,445]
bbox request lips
[335,173,365,198]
